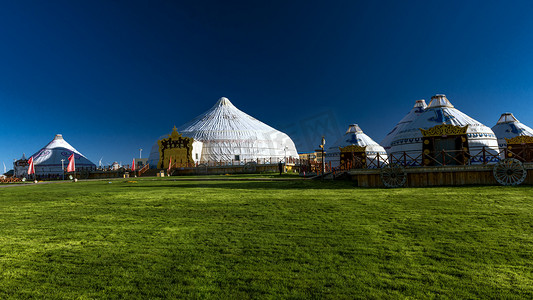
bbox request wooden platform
[347,164,533,187]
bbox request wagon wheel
[380,164,407,188]
[243,162,257,173]
[493,158,527,186]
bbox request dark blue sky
[1,0,533,167]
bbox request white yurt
[148,97,298,166]
[491,113,533,149]
[381,99,427,152]
[30,134,96,176]
[389,94,499,165]
[325,124,387,168]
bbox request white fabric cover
[381,99,427,151]
[389,95,499,162]
[148,97,298,166]
[30,134,96,175]
[326,124,387,168]
[491,113,533,148]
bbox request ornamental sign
[505,135,533,145]
[420,124,468,137]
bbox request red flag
[168,156,172,172]
[132,158,136,171]
[27,157,35,175]
[67,154,76,172]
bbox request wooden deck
[347,164,533,187]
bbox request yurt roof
[329,124,386,153]
[381,99,427,150]
[178,97,281,137]
[31,134,95,167]
[491,113,533,146]
[390,94,497,150]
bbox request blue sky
[1,0,533,168]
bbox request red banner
[27,157,35,175]
[67,154,76,172]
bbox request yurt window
[234,155,240,161]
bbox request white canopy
[389,94,499,162]
[381,99,427,151]
[30,134,96,175]
[148,97,298,165]
[326,124,387,168]
[491,113,533,148]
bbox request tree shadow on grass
[121,180,357,190]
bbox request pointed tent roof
[328,124,386,153]
[148,97,298,163]
[390,94,498,154]
[31,134,96,167]
[491,113,533,147]
[381,99,427,150]
[427,94,454,108]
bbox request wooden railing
[138,164,150,176]
[504,145,533,162]
[340,147,505,170]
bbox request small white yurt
[389,94,499,165]
[326,124,387,169]
[491,113,533,149]
[148,97,298,166]
[30,134,96,176]
[381,99,427,152]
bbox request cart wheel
[493,158,527,186]
[380,164,407,188]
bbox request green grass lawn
[0,178,532,298]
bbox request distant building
[29,134,96,176]
[13,153,29,177]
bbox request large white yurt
[148,97,298,166]
[491,113,533,149]
[389,94,499,165]
[381,99,427,152]
[30,134,96,176]
[326,124,387,168]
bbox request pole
[320,136,326,175]
[322,147,325,174]
[139,148,143,158]
[284,146,287,173]
[61,159,65,180]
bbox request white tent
[148,97,298,166]
[381,99,427,152]
[491,113,533,148]
[30,134,96,176]
[326,124,387,168]
[389,94,499,164]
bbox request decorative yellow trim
[157,126,195,169]
[339,145,366,152]
[505,135,533,145]
[420,124,468,137]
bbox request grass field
[1,176,532,298]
